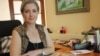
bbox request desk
[53,43,100,56]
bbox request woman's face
[22,3,39,24]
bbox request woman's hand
[26,50,41,56]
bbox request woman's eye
[33,9,37,12]
[25,10,29,13]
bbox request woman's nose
[29,12,33,17]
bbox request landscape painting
[56,0,90,14]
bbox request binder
[94,30,100,52]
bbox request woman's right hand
[26,50,41,56]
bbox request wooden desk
[54,43,100,56]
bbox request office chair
[0,20,21,56]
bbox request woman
[10,0,54,56]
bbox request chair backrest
[0,20,21,54]
[0,20,21,37]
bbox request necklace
[26,25,39,50]
[33,41,39,50]
[33,29,39,50]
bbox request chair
[0,20,21,56]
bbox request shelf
[49,33,84,40]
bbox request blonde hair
[20,0,39,13]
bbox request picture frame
[55,0,90,14]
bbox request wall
[1,0,99,34]
[45,0,100,34]
[0,0,10,20]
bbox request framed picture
[55,0,90,14]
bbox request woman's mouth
[29,18,34,20]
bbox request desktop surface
[53,43,100,56]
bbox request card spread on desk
[70,50,93,55]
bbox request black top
[25,41,44,53]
